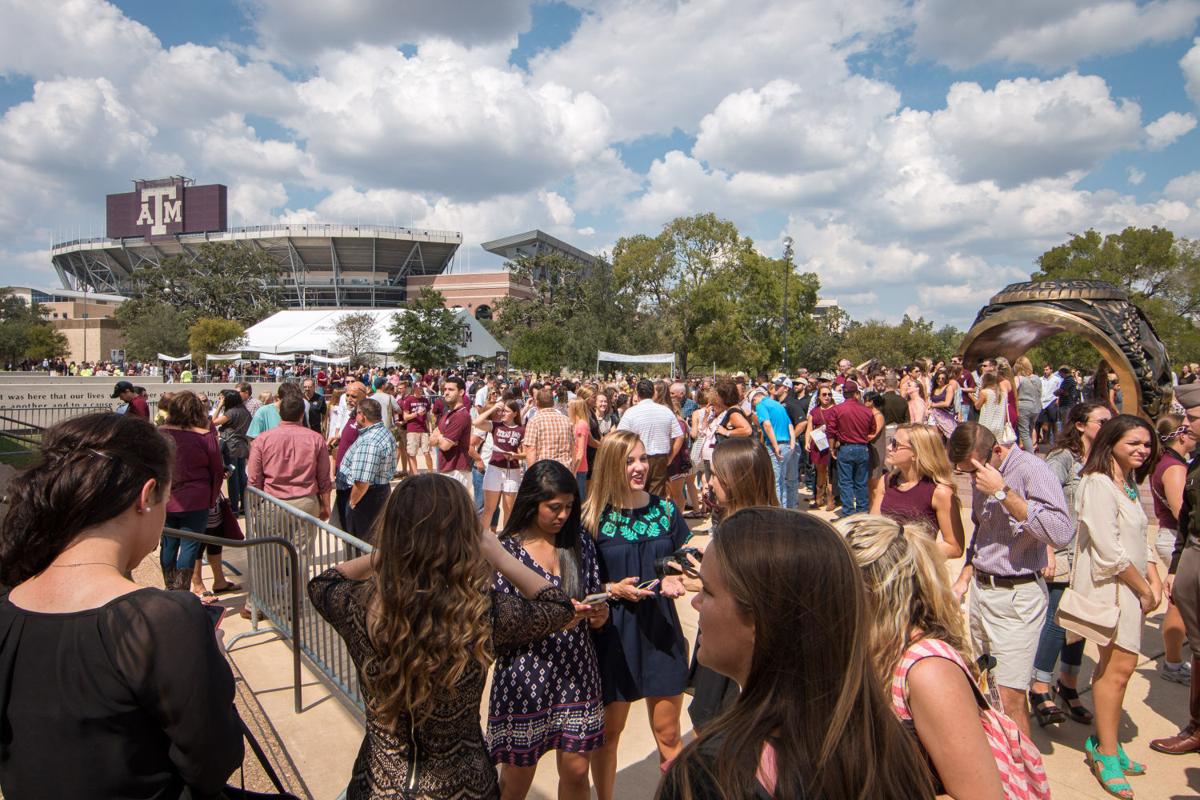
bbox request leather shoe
[1150,723,1200,754]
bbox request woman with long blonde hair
[309,473,574,799]
[841,514,1007,800]
[568,397,592,501]
[583,431,691,800]
[870,423,965,558]
[659,509,935,800]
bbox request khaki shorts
[406,431,430,457]
[968,576,1048,690]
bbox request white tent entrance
[596,351,676,376]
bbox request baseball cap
[1177,383,1200,410]
[843,379,860,394]
[772,374,793,388]
[111,380,134,398]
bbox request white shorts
[1157,528,1178,568]
[483,464,523,494]
[968,576,1048,690]
[444,468,473,498]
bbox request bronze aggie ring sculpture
[959,279,1172,419]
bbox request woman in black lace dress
[309,473,574,799]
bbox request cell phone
[635,578,660,592]
[582,592,609,607]
[202,603,228,629]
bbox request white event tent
[243,308,504,361]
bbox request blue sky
[1,0,1199,328]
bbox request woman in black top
[0,413,244,799]
[213,388,252,515]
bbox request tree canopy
[129,242,285,326]
[1031,226,1200,366]
[113,298,190,361]
[0,292,69,364]
[391,288,461,372]
[332,312,381,368]
[187,317,245,363]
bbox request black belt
[975,571,1039,589]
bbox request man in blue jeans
[751,386,796,508]
[825,379,877,516]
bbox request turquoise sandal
[1118,744,1146,777]
[1085,736,1134,798]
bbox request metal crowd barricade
[241,486,374,717]
[161,526,304,712]
[0,404,114,459]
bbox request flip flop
[211,582,242,594]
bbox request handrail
[163,526,304,714]
[243,486,373,717]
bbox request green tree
[1032,226,1200,364]
[188,317,244,363]
[113,298,191,361]
[491,252,647,372]
[331,312,381,368]
[839,315,962,367]
[130,242,285,325]
[691,251,821,373]
[23,325,69,361]
[0,291,70,364]
[612,213,754,374]
[391,288,461,372]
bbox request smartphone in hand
[635,578,660,592]
[582,592,609,607]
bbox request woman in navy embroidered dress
[583,430,691,800]
[487,460,607,799]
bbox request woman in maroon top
[870,423,965,559]
[157,392,225,592]
[806,386,837,511]
[479,400,526,533]
[1153,413,1197,682]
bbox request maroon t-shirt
[1152,448,1187,530]
[825,398,876,444]
[400,394,430,433]
[128,395,150,419]
[880,475,939,532]
[437,404,472,472]
[489,424,525,467]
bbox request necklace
[49,561,120,569]
[1123,483,1139,502]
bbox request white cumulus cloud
[911,0,1200,69]
[1145,111,1197,150]
[928,73,1143,186]
[1183,38,1200,106]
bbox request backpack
[892,638,1050,800]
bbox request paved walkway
[180,484,1200,799]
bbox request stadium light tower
[781,235,794,373]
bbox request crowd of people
[3,352,1200,799]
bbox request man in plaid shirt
[337,398,396,540]
[523,387,574,469]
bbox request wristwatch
[993,486,1008,502]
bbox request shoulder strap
[894,639,987,715]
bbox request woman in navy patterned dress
[581,430,691,800]
[487,460,608,799]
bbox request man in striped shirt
[947,421,1072,736]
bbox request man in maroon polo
[824,379,878,517]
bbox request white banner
[596,351,676,364]
[310,355,350,365]
[257,352,302,362]
[157,353,191,362]
[205,353,242,362]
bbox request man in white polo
[617,379,683,500]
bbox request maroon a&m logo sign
[106,177,228,241]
